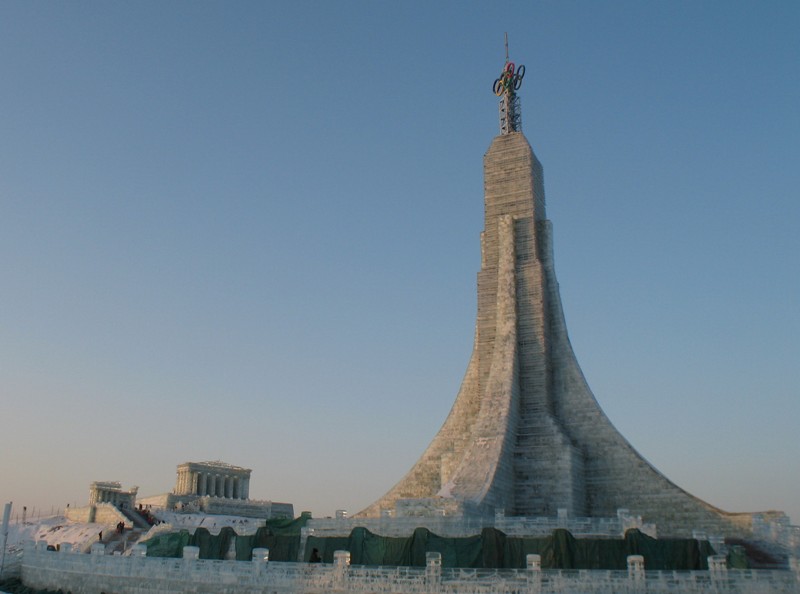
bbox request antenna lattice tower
[493,34,525,134]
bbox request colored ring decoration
[493,62,526,95]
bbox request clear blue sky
[1,1,798,524]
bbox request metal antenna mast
[493,33,525,134]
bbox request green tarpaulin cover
[145,515,308,561]
[307,528,713,570]
[146,521,714,570]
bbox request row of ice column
[176,470,250,499]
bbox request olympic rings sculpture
[493,62,525,96]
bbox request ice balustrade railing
[20,541,800,594]
[306,508,657,538]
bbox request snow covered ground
[0,509,269,581]
[1,515,106,580]
[3,511,266,550]
[4,514,105,551]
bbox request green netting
[727,544,749,569]
[351,526,412,566]
[195,518,307,561]
[191,526,234,559]
[424,527,483,568]
[305,535,348,563]
[624,529,714,570]
[144,530,191,558]
[306,527,714,570]
[145,520,714,570]
[306,526,484,567]
[480,527,506,567]
[499,529,712,570]
[233,526,302,561]
[246,514,308,561]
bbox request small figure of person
[309,548,321,563]
[98,531,103,541]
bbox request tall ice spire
[358,44,776,540]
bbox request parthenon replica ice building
[174,461,252,500]
[137,461,293,519]
[358,54,781,540]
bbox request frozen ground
[2,510,267,552]
[1,509,269,580]
[4,514,105,551]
